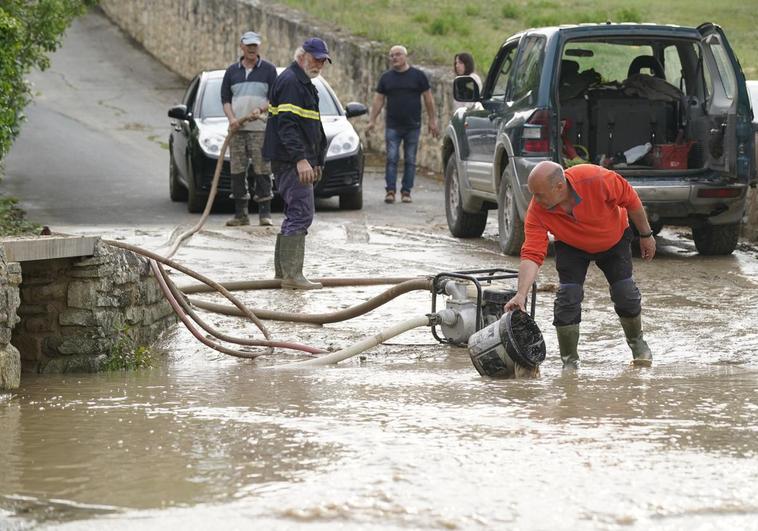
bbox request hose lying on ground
[178,276,421,294]
[186,278,433,324]
[271,315,432,368]
[152,261,325,357]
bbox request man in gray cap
[221,30,278,226]
[262,37,330,289]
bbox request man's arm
[223,102,241,133]
[504,259,541,313]
[628,205,656,261]
[366,93,385,134]
[422,89,439,138]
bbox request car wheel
[692,222,739,255]
[445,156,487,238]
[169,152,188,202]
[186,160,208,214]
[497,170,525,256]
[339,189,363,210]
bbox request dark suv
[445,22,754,255]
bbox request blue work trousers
[385,127,421,193]
[274,163,315,236]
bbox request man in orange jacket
[505,161,656,369]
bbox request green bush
[0,194,40,236]
[103,325,154,371]
[0,0,95,161]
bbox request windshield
[199,75,340,119]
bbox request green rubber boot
[274,233,283,279]
[619,315,653,367]
[556,324,580,370]
[279,234,322,290]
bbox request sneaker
[225,215,250,227]
[384,191,396,204]
[259,216,273,226]
[401,192,412,203]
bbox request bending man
[505,161,656,368]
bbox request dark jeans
[385,127,421,193]
[272,162,314,236]
[553,228,641,326]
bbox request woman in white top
[453,52,482,110]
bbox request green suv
[444,22,754,255]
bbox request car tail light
[522,110,551,154]
[696,188,742,199]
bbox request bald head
[528,161,565,188]
[528,161,568,210]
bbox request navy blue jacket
[262,61,327,166]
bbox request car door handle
[488,113,501,122]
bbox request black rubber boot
[226,173,249,226]
[619,315,653,367]
[279,234,322,290]
[258,200,273,226]
[556,324,580,370]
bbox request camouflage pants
[229,130,271,202]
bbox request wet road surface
[2,9,758,531]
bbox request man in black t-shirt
[367,45,438,204]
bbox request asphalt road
[3,9,449,235]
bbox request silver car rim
[449,164,461,218]
[502,182,514,236]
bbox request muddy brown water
[2,214,758,530]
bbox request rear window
[709,38,737,100]
[563,42,655,84]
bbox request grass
[0,195,40,236]
[102,325,154,371]
[277,0,758,78]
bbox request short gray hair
[294,46,305,61]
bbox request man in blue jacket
[262,37,330,289]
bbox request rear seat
[588,89,674,159]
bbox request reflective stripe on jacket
[262,61,327,166]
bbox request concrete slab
[1,235,99,262]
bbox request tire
[497,170,525,256]
[186,161,208,214]
[169,152,188,202]
[339,189,363,210]
[692,223,740,255]
[444,156,487,238]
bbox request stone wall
[98,0,455,173]
[0,248,22,390]
[0,240,176,388]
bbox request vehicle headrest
[560,59,580,82]
[627,55,665,79]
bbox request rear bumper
[626,175,748,226]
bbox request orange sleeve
[605,169,642,211]
[520,201,550,266]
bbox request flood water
[2,220,758,530]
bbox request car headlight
[326,130,360,158]
[199,132,229,159]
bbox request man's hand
[366,121,375,135]
[297,159,316,184]
[428,119,439,139]
[228,118,241,133]
[314,166,323,182]
[246,108,261,122]
[504,292,527,313]
[639,235,656,261]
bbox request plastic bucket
[467,310,546,378]
[652,142,693,170]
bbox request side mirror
[345,102,368,119]
[453,76,480,103]
[168,104,190,120]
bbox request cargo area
[557,38,720,173]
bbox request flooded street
[2,9,758,531]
